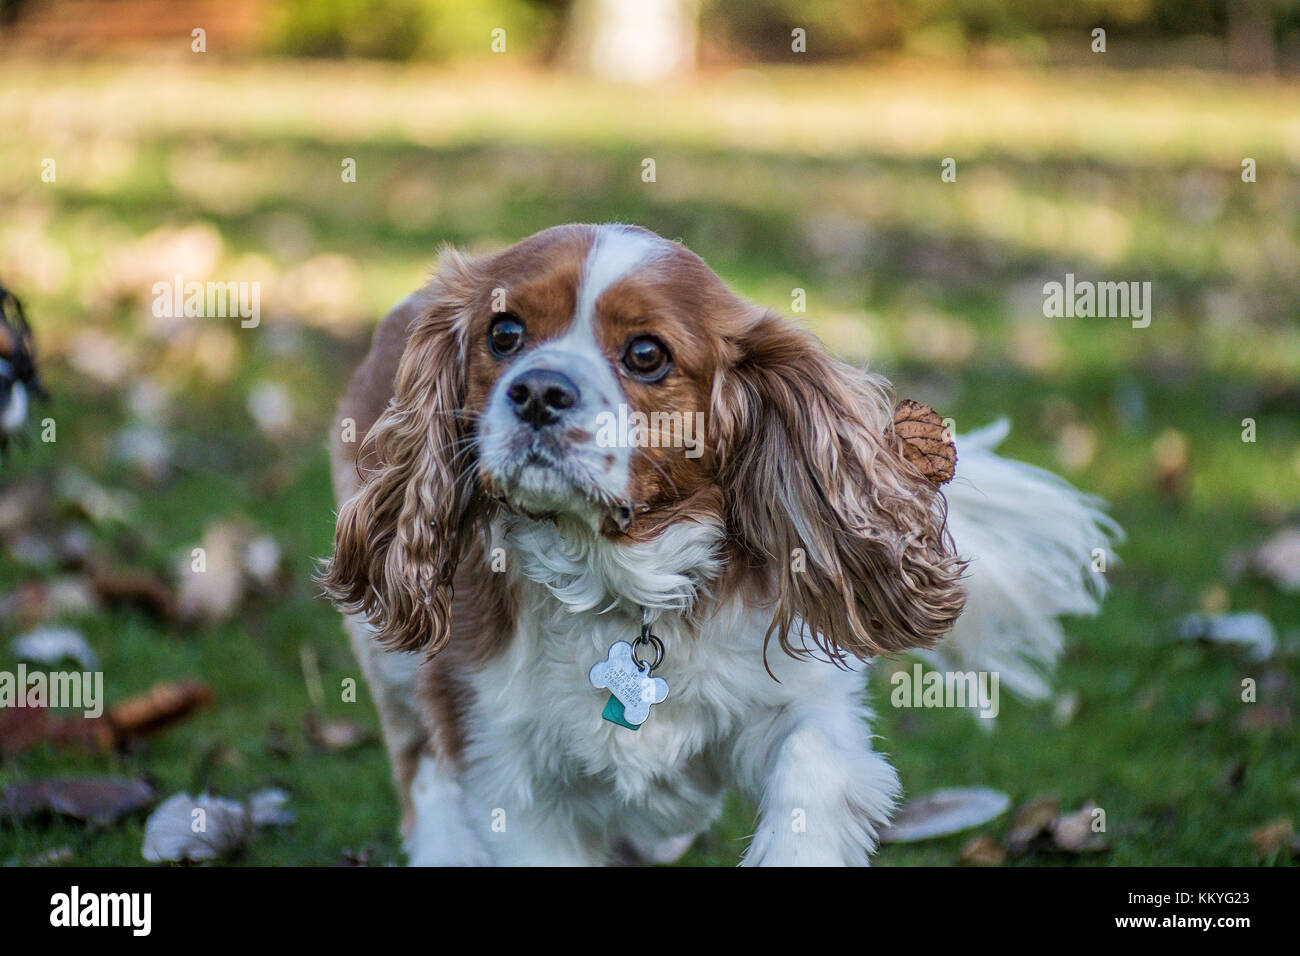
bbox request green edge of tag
[602,694,642,731]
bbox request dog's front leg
[735,699,900,866]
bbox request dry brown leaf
[1006,794,1060,851]
[0,681,211,755]
[0,706,113,755]
[107,680,213,740]
[891,399,956,486]
[1249,818,1294,859]
[91,567,177,620]
[959,834,1006,866]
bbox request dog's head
[320,223,965,661]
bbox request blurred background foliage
[1,0,1299,70]
[0,0,1296,867]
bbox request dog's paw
[620,832,698,865]
[404,833,492,867]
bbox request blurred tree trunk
[565,0,700,84]
[1227,0,1277,74]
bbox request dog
[320,223,1118,865]
[0,282,43,454]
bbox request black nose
[506,369,579,429]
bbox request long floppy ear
[714,312,966,662]
[319,251,483,655]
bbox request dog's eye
[488,315,525,357]
[623,335,671,382]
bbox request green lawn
[0,57,1296,866]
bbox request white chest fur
[450,516,873,863]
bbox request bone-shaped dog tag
[589,641,669,731]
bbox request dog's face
[464,225,723,530]
[321,223,965,662]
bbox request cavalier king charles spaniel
[320,223,1117,866]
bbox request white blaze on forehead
[480,225,666,516]
[570,225,666,341]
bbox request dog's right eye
[488,315,525,357]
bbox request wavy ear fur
[715,313,966,662]
[319,251,482,655]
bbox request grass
[0,56,1297,866]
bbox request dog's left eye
[622,335,671,381]
[488,315,525,357]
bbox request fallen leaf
[880,787,1010,843]
[304,715,372,753]
[1248,527,1300,592]
[0,706,113,755]
[891,399,956,486]
[1051,802,1108,853]
[1006,794,1060,851]
[959,834,1005,866]
[336,846,373,867]
[0,479,45,535]
[248,788,295,827]
[107,680,213,741]
[1249,818,1294,859]
[25,845,74,866]
[10,627,98,669]
[141,788,293,863]
[0,576,97,628]
[2,777,154,825]
[175,521,246,622]
[1176,612,1276,661]
[6,530,59,569]
[142,793,253,863]
[0,680,211,755]
[90,567,177,620]
[55,470,136,526]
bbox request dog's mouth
[483,439,635,531]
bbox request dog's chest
[475,605,758,791]
[462,518,799,819]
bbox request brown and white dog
[320,223,1117,866]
